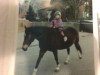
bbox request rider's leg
[59,28,67,42]
[61,31,65,36]
[60,31,67,42]
[63,33,67,42]
[59,27,64,36]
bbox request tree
[25,5,36,22]
[66,0,87,20]
[50,0,86,21]
[19,0,29,18]
[63,0,92,20]
[89,0,92,19]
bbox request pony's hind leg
[53,50,60,72]
[74,42,82,59]
[32,50,46,75]
[64,48,70,64]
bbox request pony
[22,26,82,75]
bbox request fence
[18,19,80,31]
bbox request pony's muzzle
[22,44,28,51]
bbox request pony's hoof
[55,68,60,72]
[64,61,69,65]
[32,69,37,75]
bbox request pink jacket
[51,18,63,28]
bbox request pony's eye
[24,34,26,37]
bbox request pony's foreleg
[74,42,82,59]
[53,50,60,72]
[32,50,46,75]
[64,48,70,64]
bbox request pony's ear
[25,26,27,29]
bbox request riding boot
[64,36,67,42]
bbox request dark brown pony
[22,26,82,75]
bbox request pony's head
[22,27,35,51]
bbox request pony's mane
[26,26,50,30]
[25,26,52,36]
[25,26,50,32]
